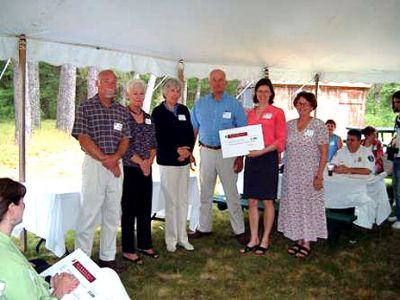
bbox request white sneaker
[178,242,194,251]
[166,244,177,252]
[392,221,400,229]
[388,216,398,222]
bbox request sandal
[239,244,258,254]
[295,245,311,258]
[138,248,160,259]
[122,254,144,265]
[254,245,269,256]
[287,243,301,256]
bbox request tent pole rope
[18,34,27,251]
[0,58,11,81]
[236,80,254,99]
[153,75,167,91]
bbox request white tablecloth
[323,172,391,229]
[13,165,200,257]
[216,171,391,230]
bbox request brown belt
[199,142,221,150]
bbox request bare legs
[245,199,275,249]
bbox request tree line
[1,59,399,138]
[0,60,241,139]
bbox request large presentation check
[40,249,130,300]
[219,124,264,158]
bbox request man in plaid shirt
[72,69,131,272]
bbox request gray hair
[162,78,183,99]
[209,69,226,80]
[125,78,146,96]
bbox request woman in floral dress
[278,91,328,258]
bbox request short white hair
[162,78,183,99]
[125,78,146,95]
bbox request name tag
[145,118,152,125]
[178,114,186,121]
[223,111,232,119]
[113,122,123,131]
[263,113,272,120]
[304,129,314,137]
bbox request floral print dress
[278,118,329,241]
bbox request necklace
[128,106,142,115]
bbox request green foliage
[0,60,14,120]
[365,83,400,127]
[75,68,88,106]
[3,58,400,126]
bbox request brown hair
[253,78,275,104]
[325,119,336,126]
[361,126,376,137]
[293,91,317,110]
[0,178,26,222]
[392,90,400,111]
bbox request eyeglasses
[295,102,311,107]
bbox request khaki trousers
[198,147,244,234]
[75,155,123,261]
[160,165,190,247]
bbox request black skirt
[242,150,279,200]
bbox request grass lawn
[2,120,400,299]
[0,119,83,180]
[21,206,400,299]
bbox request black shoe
[235,232,248,245]
[98,259,125,273]
[188,230,212,239]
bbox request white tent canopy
[1,0,399,82]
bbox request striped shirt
[72,95,131,154]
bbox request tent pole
[177,59,187,104]
[263,67,269,78]
[18,34,27,251]
[314,73,320,117]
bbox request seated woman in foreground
[0,178,79,299]
[0,178,131,300]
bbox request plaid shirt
[123,110,157,167]
[72,95,131,154]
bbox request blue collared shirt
[191,92,247,147]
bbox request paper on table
[219,124,264,158]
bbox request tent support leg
[314,73,320,117]
[18,34,27,252]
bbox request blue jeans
[392,158,400,218]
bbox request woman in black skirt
[240,78,286,255]
[121,79,159,264]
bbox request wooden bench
[213,195,357,242]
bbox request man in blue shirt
[190,69,248,244]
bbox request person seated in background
[326,119,343,162]
[361,126,384,174]
[332,129,375,175]
[0,178,79,299]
